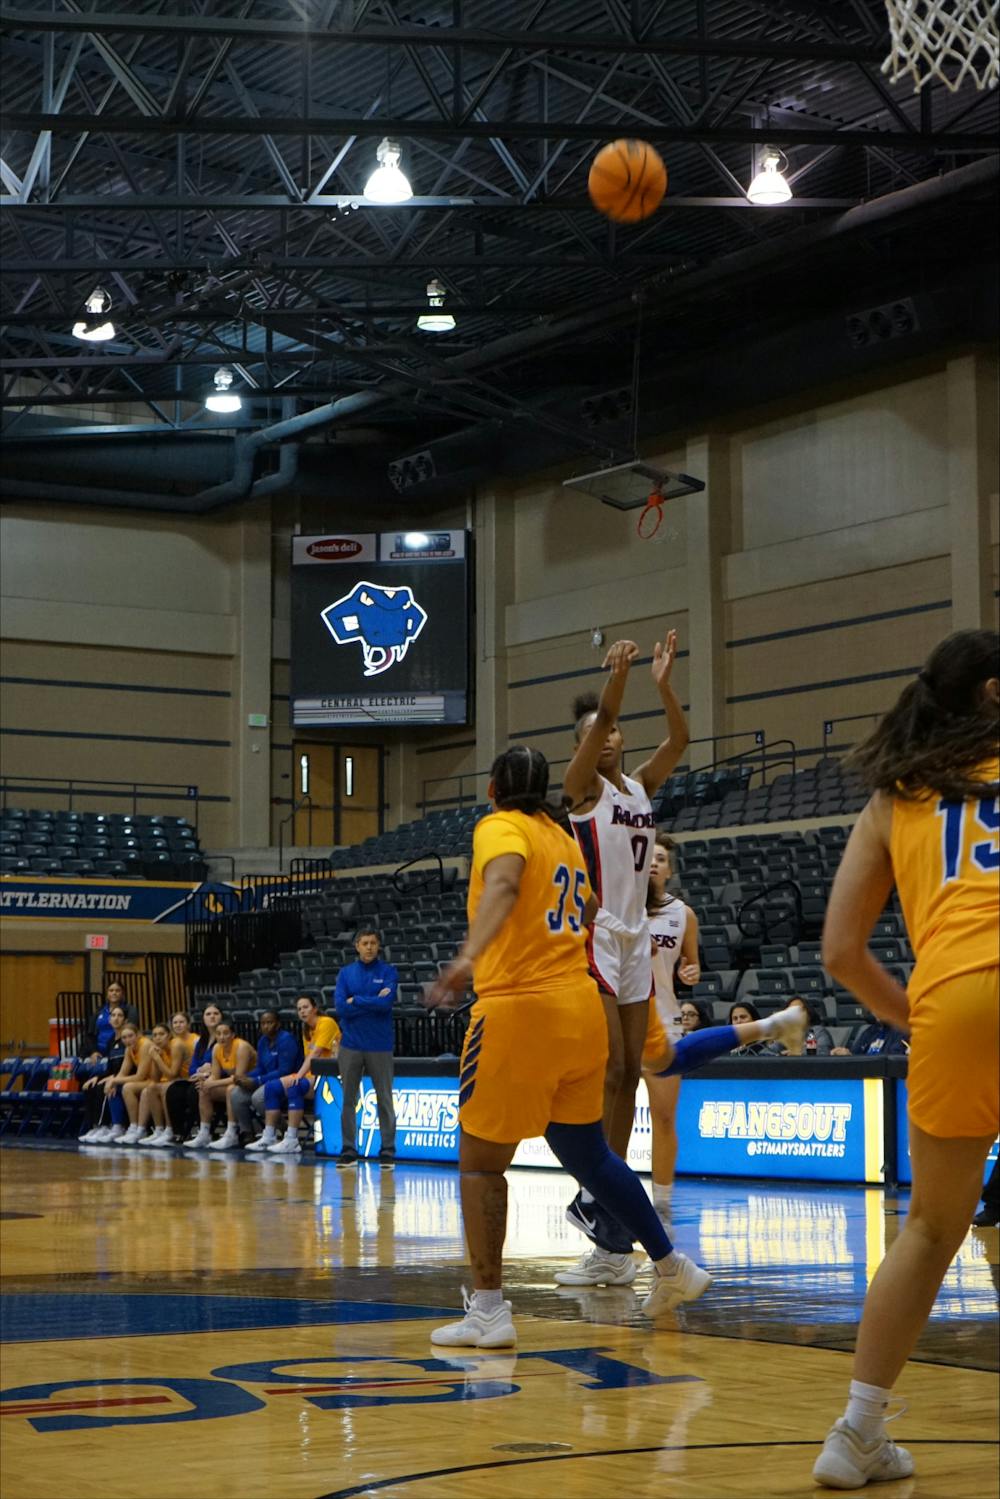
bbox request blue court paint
[0,1294,447,1343]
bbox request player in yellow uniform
[258,993,341,1156]
[427,745,718,1348]
[813,629,999,1490]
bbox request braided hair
[848,630,999,801]
[490,746,570,825]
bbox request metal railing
[0,775,200,829]
[392,850,446,896]
[821,714,882,756]
[737,879,805,946]
[420,730,775,813]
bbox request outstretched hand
[650,629,678,688]
[601,639,639,676]
[425,955,474,1010]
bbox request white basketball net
[882,1,999,92]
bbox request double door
[292,742,381,847]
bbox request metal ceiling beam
[0,11,888,62]
[7,112,992,150]
[0,192,858,211]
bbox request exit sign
[86,934,109,950]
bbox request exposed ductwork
[1,158,996,515]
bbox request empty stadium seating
[0,808,207,880]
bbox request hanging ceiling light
[747,147,792,205]
[204,366,242,413]
[416,279,456,333]
[364,138,413,204]
[71,287,115,342]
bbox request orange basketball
[588,138,667,224]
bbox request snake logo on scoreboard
[321,580,428,677]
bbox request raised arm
[822,794,910,1033]
[562,640,638,807]
[634,629,689,796]
[428,853,525,1006]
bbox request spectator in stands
[728,1001,771,1056]
[78,1004,129,1142]
[138,1012,197,1146]
[334,927,399,1164]
[217,1010,303,1151]
[258,994,340,1155]
[832,1020,909,1057]
[781,996,834,1057]
[164,1003,222,1145]
[116,1023,176,1144]
[79,980,139,1061]
[186,1018,256,1150]
[679,999,714,1032]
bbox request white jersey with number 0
[570,772,656,938]
[649,897,688,1036]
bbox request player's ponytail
[849,629,999,801]
[572,691,599,742]
[490,746,570,824]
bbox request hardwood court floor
[1,1142,997,1499]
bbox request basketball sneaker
[641,1252,711,1315]
[430,1289,516,1348]
[185,1126,212,1150]
[114,1124,144,1146]
[554,1248,637,1286]
[766,1004,807,1056]
[268,1133,301,1154]
[565,1191,599,1243]
[245,1129,277,1152]
[812,1418,914,1489]
[105,1123,127,1142]
[139,1127,170,1147]
[209,1126,240,1151]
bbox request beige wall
[2,349,997,848]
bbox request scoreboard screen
[290,531,470,726]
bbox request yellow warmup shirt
[890,761,999,1004]
[468,808,594,1000]
[305,1014,340,1075]
[171,1033,197,1066]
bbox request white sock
[473,1288,504,1313]
[653,1182,673,1209]
[579,1189,595,1205]
[845,1379,891,1442]
[654,1250,681,1276]
[260,1126,276,1141]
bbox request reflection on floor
[1,1142,997,1499]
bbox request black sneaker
[973,1207,1000,1228]
[338,1150,359,1165]
[565,1192,599,1244]
[378,1151,395,1166]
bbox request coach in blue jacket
[334,927,398,1162]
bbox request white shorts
[587,924,652,1007]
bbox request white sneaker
[78,1127,100,1143]
[641,1252,712,1315]
[139,1127,165,1147]
[209,1129,239,1151]
[151,1128,176,1148]
[105,1124,126,1142]
[245,1131,277,1152]
[114,1124,144,1146]
[767,1003,807,1056]
[812,1417,914,1489]
[554,1248,637,1286]
[186,1127,212,1150]
[267,1133,301,1154]
[430,1289,517,1347]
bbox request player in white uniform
[562,631,689,1247]
[645,834,700,1231]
